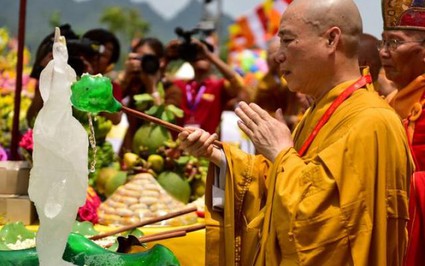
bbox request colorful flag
[228,0,292,51]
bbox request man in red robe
[380,0,425,265]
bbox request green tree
[49,11,62,28]
[99,6,150,44]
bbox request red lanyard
[298,75,372,156]
[186,83,206,111]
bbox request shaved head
[286,0,363,57]
[358,33,381,81]
[266,37,281,72]
[276,0,364,98]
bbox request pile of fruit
[89,90,208,225]
[94,133,208,218]
[97,173,198,226]
[122,138,208,204]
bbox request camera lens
[178,43,198,62]
[68,56,85,76]
[140,54,160,74]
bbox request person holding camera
[81,28,123,125]
[253,37,304,131]
[167,37,245,135]
[27,26,123,127]
[117,37,182,155]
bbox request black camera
[136,54,160,74]
[174,23,215,62]
[67,38,104,58]
[67,38,104,76]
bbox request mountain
[1,0,235,63]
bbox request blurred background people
[166,37,244,135]
[358,33,397,97]
[358,33,381,83]
[27,25,124,157]
[116,37,182,155]
[252,37,301,130]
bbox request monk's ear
[325,27,341,51]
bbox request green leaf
[163,140,178,148]
[175,156,191,165]
[145,105,159,116]
[124,228,144,238]
[199,158,210,167]
[0,221,36,250]
[161,110,174,122]
[165,105,184,118]
[134,94,154,111]
[156,105,165,117]
[157,82,165,99]
[72,221,99,237]
[134,93,154,103]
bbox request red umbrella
[10,0,27,160]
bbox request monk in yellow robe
[179,0,413,265]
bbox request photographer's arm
[163,39,181,67]
[116,53,142,98]
[201,43,244,98]
[116,71,132,98]
[141,71,163,105]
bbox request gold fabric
[382,0,425,31]
[205,81,413,265]
[388,74,425,119]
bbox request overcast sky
[130,0,382,37]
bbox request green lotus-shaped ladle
[71,73,122,114]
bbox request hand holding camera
[190,38,213,60]
[67,38,105,75]
[122,51,162,100]
[169,26,215,62]
[164,39,181,61]
[126,52,160,75]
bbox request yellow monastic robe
[387,74,425,266]
[204,80,413,265]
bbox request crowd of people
[24,0,425,265]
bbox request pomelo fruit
[132,124,172,154]
[104,171,128,197]
[157,171,191,204]
[95,167,118,195]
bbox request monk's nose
[275,51,286,64]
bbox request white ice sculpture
[28,27,89,266]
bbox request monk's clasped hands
[177,102,293,164]
[235,102,293,161]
